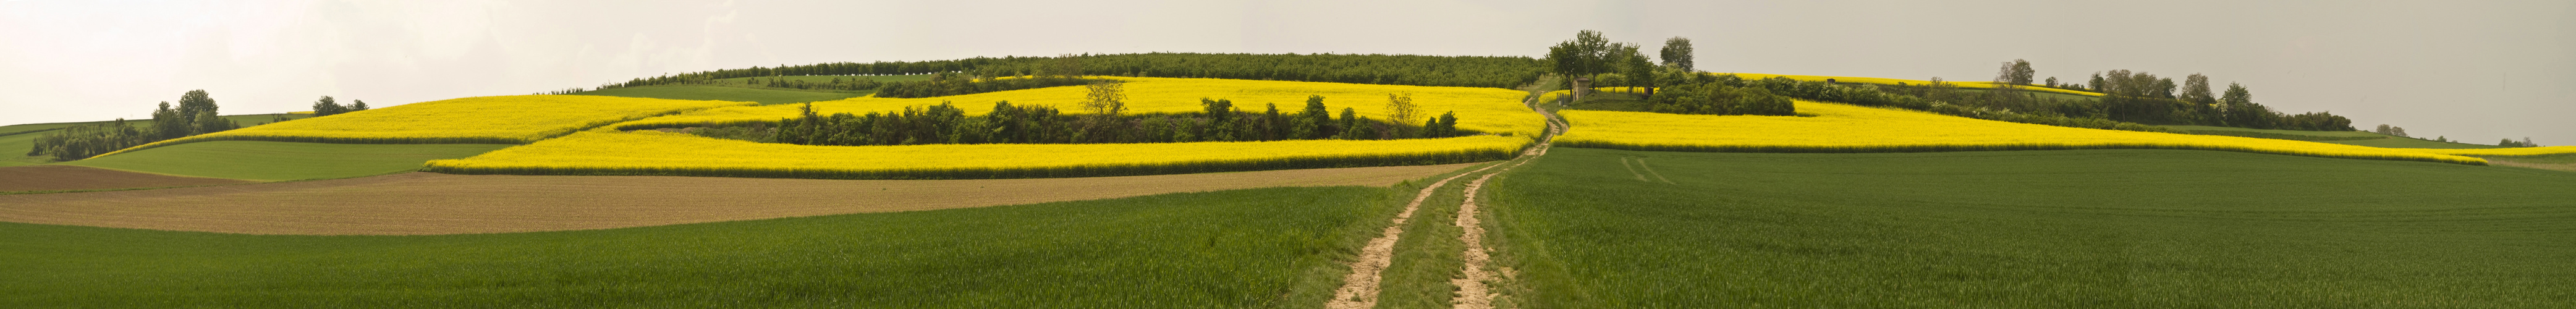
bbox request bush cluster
[1645,82,1794,116]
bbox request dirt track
[0,165,252,192]
[0,163,1477,235]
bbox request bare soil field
[0,163,1479,235]
[0,165,252,192]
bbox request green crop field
[578,86,869,105]
[57,141,511,180]
[1486,148,2576,308]
[0,186,1392,308]
[0,133,48,167]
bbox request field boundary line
[1328,161,1507,309]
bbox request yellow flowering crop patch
[2396,146,2576,157]
[426,131,1528,179]
[620,77,1548,137]
[97,95,750,157]
[1726,73,2107,97]
[1555,101,2485,165]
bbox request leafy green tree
[352,99,369,111]
[177,90,218,119]
[150,101,188,140]
[1546,30,1613,80]
[1618,43,1657,95]
[1999,59,2035,85]
[1659,36,1694,72]
[2180,74,2216,105]
[1083,82,1127,116]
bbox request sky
[4,0,2569,145]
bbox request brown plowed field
[0,165,252,192]
[0,163,1479,235]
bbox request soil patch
[0,163,1478,235]
[0,165,252,192]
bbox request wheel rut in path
[1450,156,1536,309]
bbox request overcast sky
[4,0,2569,144]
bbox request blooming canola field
[427,131,1525,179]
[431,78,1544,179]
[1555,101,2485,165]
[621,77,1549,137]
[96,95,752,157]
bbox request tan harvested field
[0,163,1481,235]
[0,165,253,192]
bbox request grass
[0,113,311,136]
[4,113,315,167]
[0,186,1399,308]
[95,95,750,157]
[2323,137,2512,149]
[1486,148,2576,308]
[579,85,871,105]
[58,141,511,180]
[0,133,48,167]
[425,130,1523,180]
[2159,125,2510,149]
[1554,102,2484,165]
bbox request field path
[0,163,1475,235]
[1327,162,1506,309]
[1449,89,1569,309]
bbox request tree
[1616,43,1656,96]
[177,90,218,119]
[1999,59,2035,85]
[1659,36,1695,72]
[2088,72,2107,93]
[1546,30,1613,78]
[1082,82,1127,116]
[312,96,349,116]
[352,99,370,111]
[2180,74,2216,105]
[1383,93,1420,135]
[151,101,188,140]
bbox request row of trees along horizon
[676,82,1468,145]
[1541,30,2363,133]
[26,93,371,161]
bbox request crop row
[1553,101,2486,165]
[424,131,1528,179]
[91,95,752,157]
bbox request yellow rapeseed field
[620,77,1549,137]
[96,95,750,157]
[1554,101,2485,165]
[425,130,1529,179]
[1726,73,2108,97]
[2396,146,2576,156]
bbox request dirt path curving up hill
[0,163,1477,235]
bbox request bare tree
[1384,93,1420,137]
